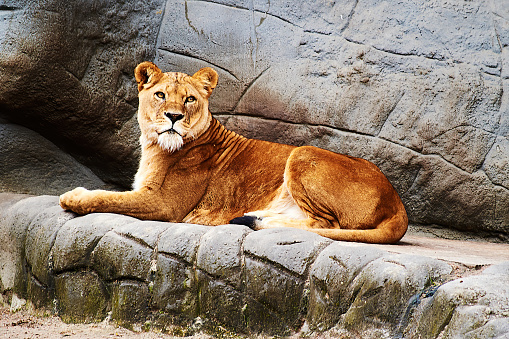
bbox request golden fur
[60,62,408,244]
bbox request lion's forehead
[163,72,193,85]
[157,72,200,94]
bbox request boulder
[0,195,58,294]
[196,224,252,288]
[51,213,139,273]
[0,0,166,187]
[151,223,208,317]
[404,262,509,338]
[0,194,508,336]
[0,123,106,195]
[111,280,151,324]
[90,231,153,282]
[307,242,452,332]
[54,270,109,323]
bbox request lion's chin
[158,132,184,152]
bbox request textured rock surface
[0,0,507,238]
[1,194,508,337]
[0,0,165,187]
[0,122,106,195]
[307,243,452,332]
[403,262,509,338]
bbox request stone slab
[0,193,508,337]
[375,234,509,266]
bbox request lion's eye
[185,96,196,104]
[155,92,165,99]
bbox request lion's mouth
[158,128,182,137]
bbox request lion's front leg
[59,187,165,220]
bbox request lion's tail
[310,212,408,244]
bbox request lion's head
[134,62,218,152]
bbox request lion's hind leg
[229,179,330,231]
[280,146,408,244]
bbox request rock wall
[1,195,508,337]
[0,1,508,236]
[0,0,165,187]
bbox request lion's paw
[229,215,262,230]
[59,187,90,214]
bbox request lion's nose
[165,112,184,124]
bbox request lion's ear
[192,67,218,98]
[135,62,163,91]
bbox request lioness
[60,62,408,244]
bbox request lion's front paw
[59,187,91,214]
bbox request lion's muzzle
[165,112,184,124]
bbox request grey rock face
[196,224,252,287]
[2,194,508,336]
[0,123,106,195]
[307,242,452,332]
[0,196,57,291]
[404,262,509,338]
[0,0,165,188]
[54,270,109,323]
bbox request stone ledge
[0,194,508,337]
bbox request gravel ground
[0,304,213,339]
[0,303,347,339]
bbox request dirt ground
[0,304,354,339]
[0,304,212,339]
